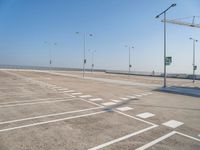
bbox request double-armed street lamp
[76,32,93,77]
[155,3,176,88]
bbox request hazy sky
[0,0,200,74]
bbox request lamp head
[171,3,176,7]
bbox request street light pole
[129,46,130,75]
[155,3,176,88]
[83,32,86,78]
[164,12,167,88]
[44,41,57,71]
[190,37,198,83]
[125,45,134,76]
[91,50,95,72]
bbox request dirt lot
[0,69,199,150]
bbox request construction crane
[161,16,200,28]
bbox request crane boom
[161,19,200,28]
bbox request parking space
[0,69,199,150]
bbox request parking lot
[0,69,199,150]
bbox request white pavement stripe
[135,94,142,97]
[162,120,184,128]
[0,106,102,125]
[116,107,133,111]
[89,98,103,101]
[120,98,129,100]
[136,112,155,119]
[0,97,71,106]
[57,88,69,91]
[111,100,121,103]
[0,98,75,108]
[63,90,74,93]
[101,102,116,106]
[126,96,136,99]
[88,125,157,150]
[0,111,105,133]
[176,131,200,142]
[135,131,176,150]
[80,98,102,107]
[71,93,82,95]
[79,95,92,98]
[115,111,157,126]
[136,131,200,150]
[140,93,149,96]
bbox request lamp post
[155,3,176,88]
[189,37,198,83]
[76,32,93,77]
[44,41,57,70]
[125,45,134,76]
[88,49,96,72]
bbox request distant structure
[161,16,200,28]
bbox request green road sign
[165,56,172,66]
[194,65,197,70]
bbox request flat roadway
[0,69,199,150]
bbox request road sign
[194,65,197,70]
[84,59,87,64]
[165,56,172,65]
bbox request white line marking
[120,97,129,100]
[176,131,200,142]
[126,96,136,99]
[0,98,75,108]
[135,94,142,97]
[79,98,103,107]
[89,98,103,101]
[111,100,121,103]
[79,95,92,98]
[88,125,157,150]
[136,112,155,119]
[57,88,69,91]
[116,107,133,111]
[63,90,74,93]
[0,106,102,125]
[135,131,176,150]
[71,92,82,95]
[0,111,105,133]
[162,120,184,129]
[115,111,157,126]
[51,87,62,89]
[0,97,71,106]
[136,131,200,150]
[140,93,149,96]
[101,102,116,106]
